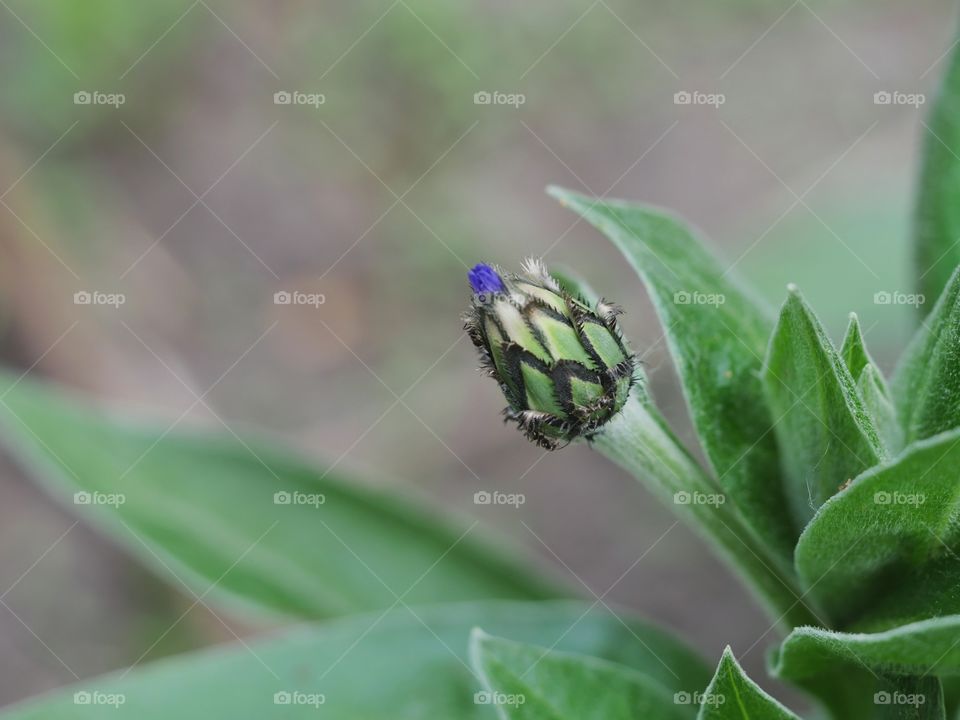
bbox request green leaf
[838,313,901,452]
[774,616,960,683]
[469,631,689,719]
[761,287,884,530]
[858,365,902,454]
[874,677,946,720]
[0,373,558,619]
[840,312,876,381]
[795,428,960,627]
[893,267,960,444]
[697,648,799,720]
[0,601,712,719]
[548,187,795,570]
[913,19,960,305]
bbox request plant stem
[591,395,821,631]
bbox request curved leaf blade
[0,373,558,619]
[795,428,960,627]
[774,616,960,682]
[893,267,960,444]
[913,20,960,306]
[761,288,885,530]
[698,648,799,720]
[554,267,816,629]
[548,187,795,567]
[470,630,689,719]
[0,601,712,719]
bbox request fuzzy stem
[591,395,820,631]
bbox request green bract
[463,259,637,449]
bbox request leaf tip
[546,184,586,210]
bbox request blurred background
[0,0,953,708]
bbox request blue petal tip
[468,264,505,294]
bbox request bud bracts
[463,259,637,449]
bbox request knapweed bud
[463,258,637,449]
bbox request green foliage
[698,649,800,720]
[0,601,710,719]
[795,428,960,629]
[913,19,960,306]
[469,631,691,719]
[7,7,960,718]
[547,186,795,570]
[0,372,558,619]
[761,288,884,530]
[774,616,960,683]
[893,267,960,444]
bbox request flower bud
[463,259,637,449]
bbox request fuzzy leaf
[893,267,960,444]
[761,287,884,530]
[549,187,795,568]
[795,428,960,627]
[841,312,876,381]
[0,601,712,719]
[859,365,902,453]
[874,677,946,720]
[839,313,901,452]
[697,648,799,720]
[773,616,960,683]
[470,631,690,719]
[913,20,960,306]
[0,373,558,619]
[553,269,815,629]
